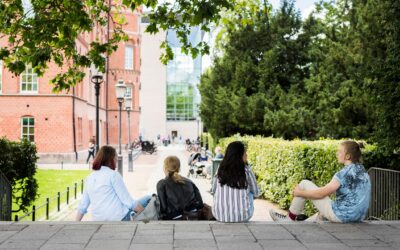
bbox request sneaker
[269,209,292,222]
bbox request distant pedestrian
[214,146,224,159]
[76,145,151,221]
[86,138,95,163]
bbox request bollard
[14,214,18,222]
[74,183,77,199]
[81,179,84,194]
[67,187,69,205]
[57,192,60,212]
[46,198,49,220]
[32,205,36,221]
[61,161,63,170]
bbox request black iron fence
[0,170,12,221]
[368,167,400,220]
[15,179,84,222]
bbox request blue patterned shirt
[332,163,371,223]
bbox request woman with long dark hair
[76,145,151,221]
[212,141,259,222]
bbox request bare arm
[75,212,84,221]
[293,178,340,200]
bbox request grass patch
[13,169,90,221]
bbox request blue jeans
[246,192,255,222]
[121,195,152,221]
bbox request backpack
[132,194,161,222]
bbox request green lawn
[13,169,90,221]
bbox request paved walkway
[0,221,399,249]
[53,144,283,221]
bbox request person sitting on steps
[269,140,371,223]
[157,156,204,220]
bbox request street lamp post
[91,73,103,153]
[115,80,127,176]
[124,96,133,172]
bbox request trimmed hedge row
[0,137,38,212]
[218,135,376,214]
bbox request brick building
[0,8,141,163]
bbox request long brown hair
[341,140,364,163]
[164,156,185,184]
[92,145,116,170]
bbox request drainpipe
[72,87,78,161]
[105,0,111,144]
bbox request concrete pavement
[0,221,399,249]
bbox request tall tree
[352,0,400,159]
[199,0,318,139]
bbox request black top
[156,176,203,220]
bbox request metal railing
[15,179,84,222]
[0,170,12,221]
[368,167,400,220]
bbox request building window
[20,64,38,93]
[125,46,134,70]
[78,117,83,145]
[0,60,2,94]
[166,84,195,120]
[21,117,35,142]
[125,86,132,98]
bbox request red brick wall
[0,8,141,157]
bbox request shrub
[0,137,38,212]
[218,135,377,214]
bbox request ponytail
[169,171,185,184]
[164,156,185,184]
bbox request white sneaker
[269,209,292,222]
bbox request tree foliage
[0,138,38,212]
[200,0,400,162]
[0,0,234,92]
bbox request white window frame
[21,117,35,142]
[20,64,38,94]
[125,86,132,98]
[125,46,134,70]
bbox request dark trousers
[86,150,95,163]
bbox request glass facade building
[166,28,202,121]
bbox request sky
[269,0,319,18]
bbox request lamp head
[115,80,127,102]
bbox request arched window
[21,117,35,142]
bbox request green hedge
[0,137,38,213]
[201,133,216,153]
[218,135,377,214]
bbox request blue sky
[269,0,319,18]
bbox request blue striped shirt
[212,166,259,222]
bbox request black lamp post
[115,80,126,176]
[91,74,103,153]
[124,96,133,172]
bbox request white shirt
[77,166,137,221]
